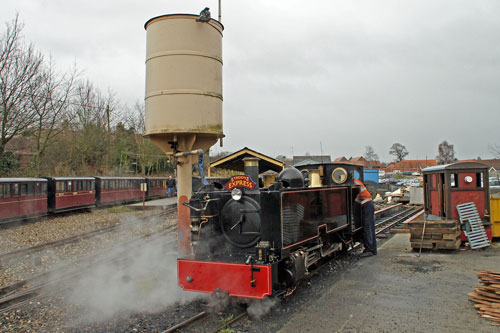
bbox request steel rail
[209,311,248,333]
[0,208,175,261]
[0,225,177,312]
[161,311,208,333]
[376,208,423,235]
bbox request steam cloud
[54,218,198,325]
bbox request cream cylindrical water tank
[144,14,224,153]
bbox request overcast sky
[1,0,499,162]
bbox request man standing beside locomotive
[354,178,377,257]
[167,176,176,197]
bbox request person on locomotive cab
[167,176,176,197]
[354,178,377,257]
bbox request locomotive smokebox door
[221,196,261,248]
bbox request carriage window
[41,183,47,194]
[477,173,484,188]
[91,181,95,190]
[35,183,41,195]
[56,181,63,192]
[28,183,34,195]
[0,184,4,198]
[21,184,28,196]
[450,174,458,188]
[4,184,11,197]
[67,181,72,192]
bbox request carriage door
[440,173,446,218]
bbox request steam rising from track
[56,215,198,324]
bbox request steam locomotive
[178,160,365,298]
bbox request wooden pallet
[409,220,461,250]
[468,270,500,326]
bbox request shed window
[477,173,484,188]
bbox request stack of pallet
[408,220,461,250]
[468,270,500,326]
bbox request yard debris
[468,270,500,326]
[408,220,461,250]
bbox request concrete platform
[128,197,177,209]
[279,234,500,332]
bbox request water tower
[144,13,224,254]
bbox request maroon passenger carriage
[44,177,96,213]
[146,177,169,199]
[0,178,48,224]
[95,177,144,206]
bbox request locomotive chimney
[243,157,260,190]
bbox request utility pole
[218,0,222,22]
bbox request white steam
[247,297,278,319]
[56,220,198,324]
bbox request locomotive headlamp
[231,188,243,201]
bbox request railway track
[375,206,423,235]
[0,207,176,262]
[162,310,248,333]
[0,223,178,312]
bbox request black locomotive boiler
[178,159,365,298]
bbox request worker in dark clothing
[354,178,377,257]
[167,176,176,197]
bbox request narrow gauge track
[374,206,423,235]
[0,221,178,312]
[0,206,176,262]
[162,310,248,333]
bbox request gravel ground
[0,209,177,290]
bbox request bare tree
[436,140,457,164]
[489,144,500,158]
[389,143,409,162]
[364,145,379,161]
[0,15,44,158]
[29,58,79,173]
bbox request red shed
[422,162,491,240]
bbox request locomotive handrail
[182,198,220,212]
